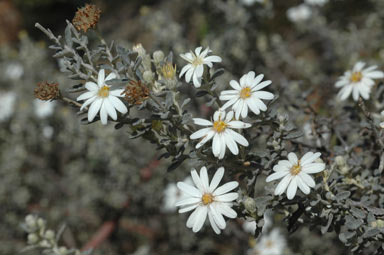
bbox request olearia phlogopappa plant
[24,3,384,254]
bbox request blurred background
[1,0,384,254]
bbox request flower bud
[143,70,154,83]
[37,218,46,228]
[243,197,256,212]
[39,239,51,248]
[133,43,146,57]
[153,50,164,63]
[44,229,55,240]
[335,155,345,166]
[27,233,39,244]
[25,215,37,228]
[58,246,68,255]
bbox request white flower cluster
[335,62,384,101]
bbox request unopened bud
[153,50,164,63]
[243,197,256,212]
[44,229,55,240]
[27,233,39,244]
[143,70,154,83]
[335,155,345,166]
[25,215,37,228]
[37,218,46,228]
[58,246,68,255]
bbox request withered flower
[34,82,60,101]
[122,81,150,105]
[72,4,101,32]
[160,62,177,80]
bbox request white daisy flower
[33,99,56,119]
[176,167,239,234]
[287,4,312,23]
[380,110,384,129]
[247,228,286,255]
[336,62,384,101]
[77,69,128,125]
[179,46,222,88]
[190,110,251,159]
[161,177,193,213]
[305,0,328,6]
[0,91,16,122]
[220,71,274,120]
[266,152,325,200]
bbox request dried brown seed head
[122,81,150,105]
[34,82,60,101]
[72,4,101,33]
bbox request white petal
[196,130,215,149]
[88,98,102,122]
[227,120,251,129]
[296,176,310,194]
[177,182,202,197]
[77,91,96,101]
[215,192,238,202]
[352,86,360,101]
[221,97,238,110]
[229,80,241,90]
[246,71,255,85]
[80,96,96,111]
[274,174,292,196]
[85,81,98,91]
[287,176,298,200]
[179,64,192,78]
[193,118,213,126]
[225,111,234,122]
[266,171,289,182]
[252,91,274,100]
[252,80,272,91]
[209,167,224,192]
[212,133,221,158]
[216,203,237,218]
[226,129,249,147]
[364,70,384,79]
[223,131,239,155]
[110,89,125,97]
[251,74,264,87]
[299,172,316,187]
[199,167,210,192]
[190,127,211,139]
[186,207,199,227]
[193,206,208,232]
[338,85,353,101]
[185,67,194,83]
[274,160,293,170]
[109,96,128,114]
[104,98,117,120]
[195,64,204,77]
[353,62,365,72]
[179,203,199,214]
[204,55,222,63]
[208,211,221,234]
[191,169,205,193]
[210,203,226,229]
[218,134,226,159]
[302,163,325,174]
[192,72,202,88]
[195,46,202,56]
[241,101,248,118]
[213,181,239,196]
[105,72,117,81]
[98,69,105,87]
[287,152,298,165]
[99,101,108,125]
[301,152,321,165]
[175,197,201,207]
[246,98,261,115]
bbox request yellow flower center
[213,120,227,133]
[98,85,110,98]
[192,56,203,67]
[202,193,214,205]
[350,71,362,83]
[240,87,252,99]
[161,63,176,80]
[290,162,302,176]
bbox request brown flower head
[72,4,101,32]
[122,81,149,105]
[34,82,60,101]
